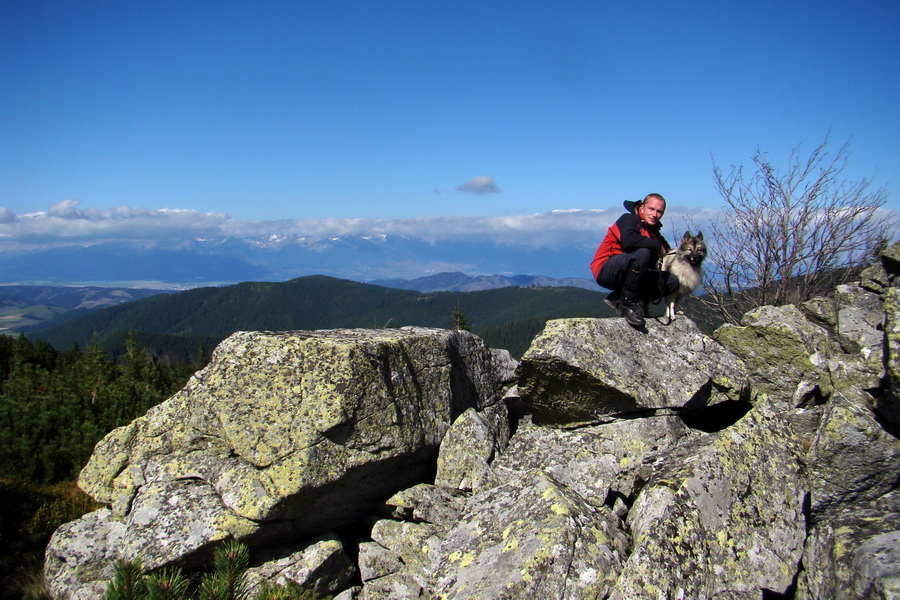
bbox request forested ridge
[30,275,619,360]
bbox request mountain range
[1,269,598,334]
[372,271,596,292]
[0,234,595,286]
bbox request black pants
[596,248,679,302]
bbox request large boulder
[611,402,808,599]
[47,327,513,597]
[517,317,749,426]
[715,304,841,405]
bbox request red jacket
[590,200,670,280]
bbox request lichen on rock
[429,470,628,600]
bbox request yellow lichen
[550,502,570,516]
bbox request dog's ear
[681,231,692,241]
[696,231,704,240]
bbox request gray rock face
[805,389,900,518]
[482,413,699,507]
[716,280,889,406]
[243,535,357,596]
[883,240,900,272]
[378,483,467,528]
[796,490,900,600]
[44,510,126,600]
[613,402,807,599]
[429,470,629,600]
[517,316,749,426]
[716,304,841,404]
[832,283,886,356]
[46,327,513,597]
[45,242,900,599]
[358,540,403,583]
[886,287,900,395]
[435,403,510,491]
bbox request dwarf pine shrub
[198,539,249,600]
[144,567,190,600]
[105,559,147,600]
[102,540,333,600]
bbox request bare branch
[699,135,893,324]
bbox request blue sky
[2,0,899,232]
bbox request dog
[661,231,706,323]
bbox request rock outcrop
[517,316,749,426]
[46,328,515,598]
[45,244,900,599]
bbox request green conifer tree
[105,559,147,600]
[450,301,471,331]
[198,539,250,600]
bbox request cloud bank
[0,200,724,252]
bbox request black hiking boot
[617,299,646,328]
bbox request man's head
[638,193,666,227]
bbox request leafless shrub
[700,135,893,325]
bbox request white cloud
[0,200,728,252]
[0,200,229,248]
[47,199,84,218]
[457,176,501,194]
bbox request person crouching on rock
[590,193,680,328]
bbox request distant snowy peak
[213,232,401,250]
[371,272,597,293]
